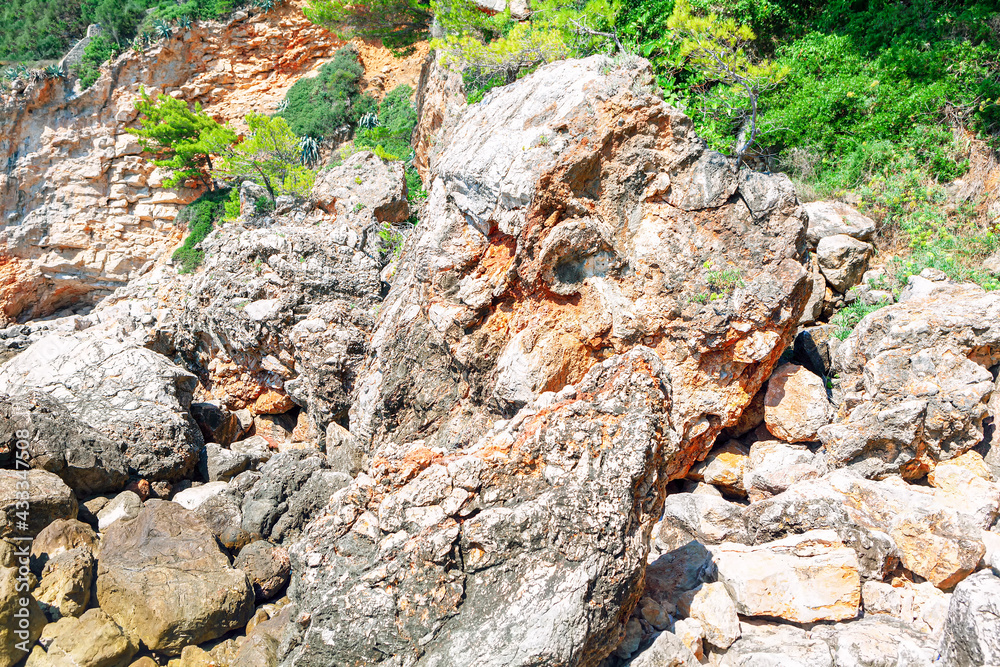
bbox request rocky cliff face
[0,3,426,325]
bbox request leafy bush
[405,165,426,203]
[214,112,316,205]
[355,84,418,159]
[223,187,241,220]
[75,34,121,90]
[172,188,231,273]
[278,46,377,139]
[304,0,430,49]
[432,0,620,100]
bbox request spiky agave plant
[178,15,192,29]
[299,136,320,166]
[254,0,276,11]
[358,111,379,130]
[154,19,173,39]
[44,64,63,79]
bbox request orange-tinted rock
[252,390,294,415]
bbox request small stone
[764,363,833,443]
[676,582,740,649]
[96,491,141,531]
[613,617,643,659]
[687,440,748,496]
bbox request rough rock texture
[686,439,747,496]
[717,622,834,667]
[763,363,833,442]
[628,630,699,667]
[234,540,290,601]
[352,56,809,480]
[0,333,203,480]
[803,201,876,246]
[0,3,347,322]
[0,469,76,538]
[744,440,824,502]
[658,492,747,548]
[311,150,410,250]
[824,284,1000,479]
[0,565,46,667]
[162,209,382,436]
[0,391,127,494]
[96,501,254,654]
[816,234,872,293]
[25,608,137,667]
[744,470,986,588]
[676,582,740,650]
[939,569,1000,666]
[34,546,94,619]
[283,349,675,666]
[861,579,950,636]
[709,529,861,623]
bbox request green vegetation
[214,112,316,206]
[223,188,241,220]
[355,84,418,159]
[432,0,620,102]
[832,299,891,340]
[127,90,237,189]
[277,45,376,139]
[665,0,789,164]
[172,188,232,273]
[75,34,121,89]
[304,0,430,49]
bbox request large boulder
[24,608,136,667]
[283,349,675,665]
[351,54,809,481]
[816,234,872,293]
[0,565,46,667]
[709,530,861,623]
[763,363,833,443]
[803,201,876,246]
[0,333,202,481]
[0,391,127,494]
[285,55,811,666]
[744,470,986,588]
[164,218,381,439]
[95,501,254,654]
[825,284,1000,479]
[939,569,1000,666]
[0,470,76,538]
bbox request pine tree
[667,0,789,166]
[127,90,237,189]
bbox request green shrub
[223,187,241,220]
[278,46,377,139]
[405,165,426,203]
[76,35,121,90]
[355,84,419,159]
[172,188,231,273]
[214,112,316,206]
